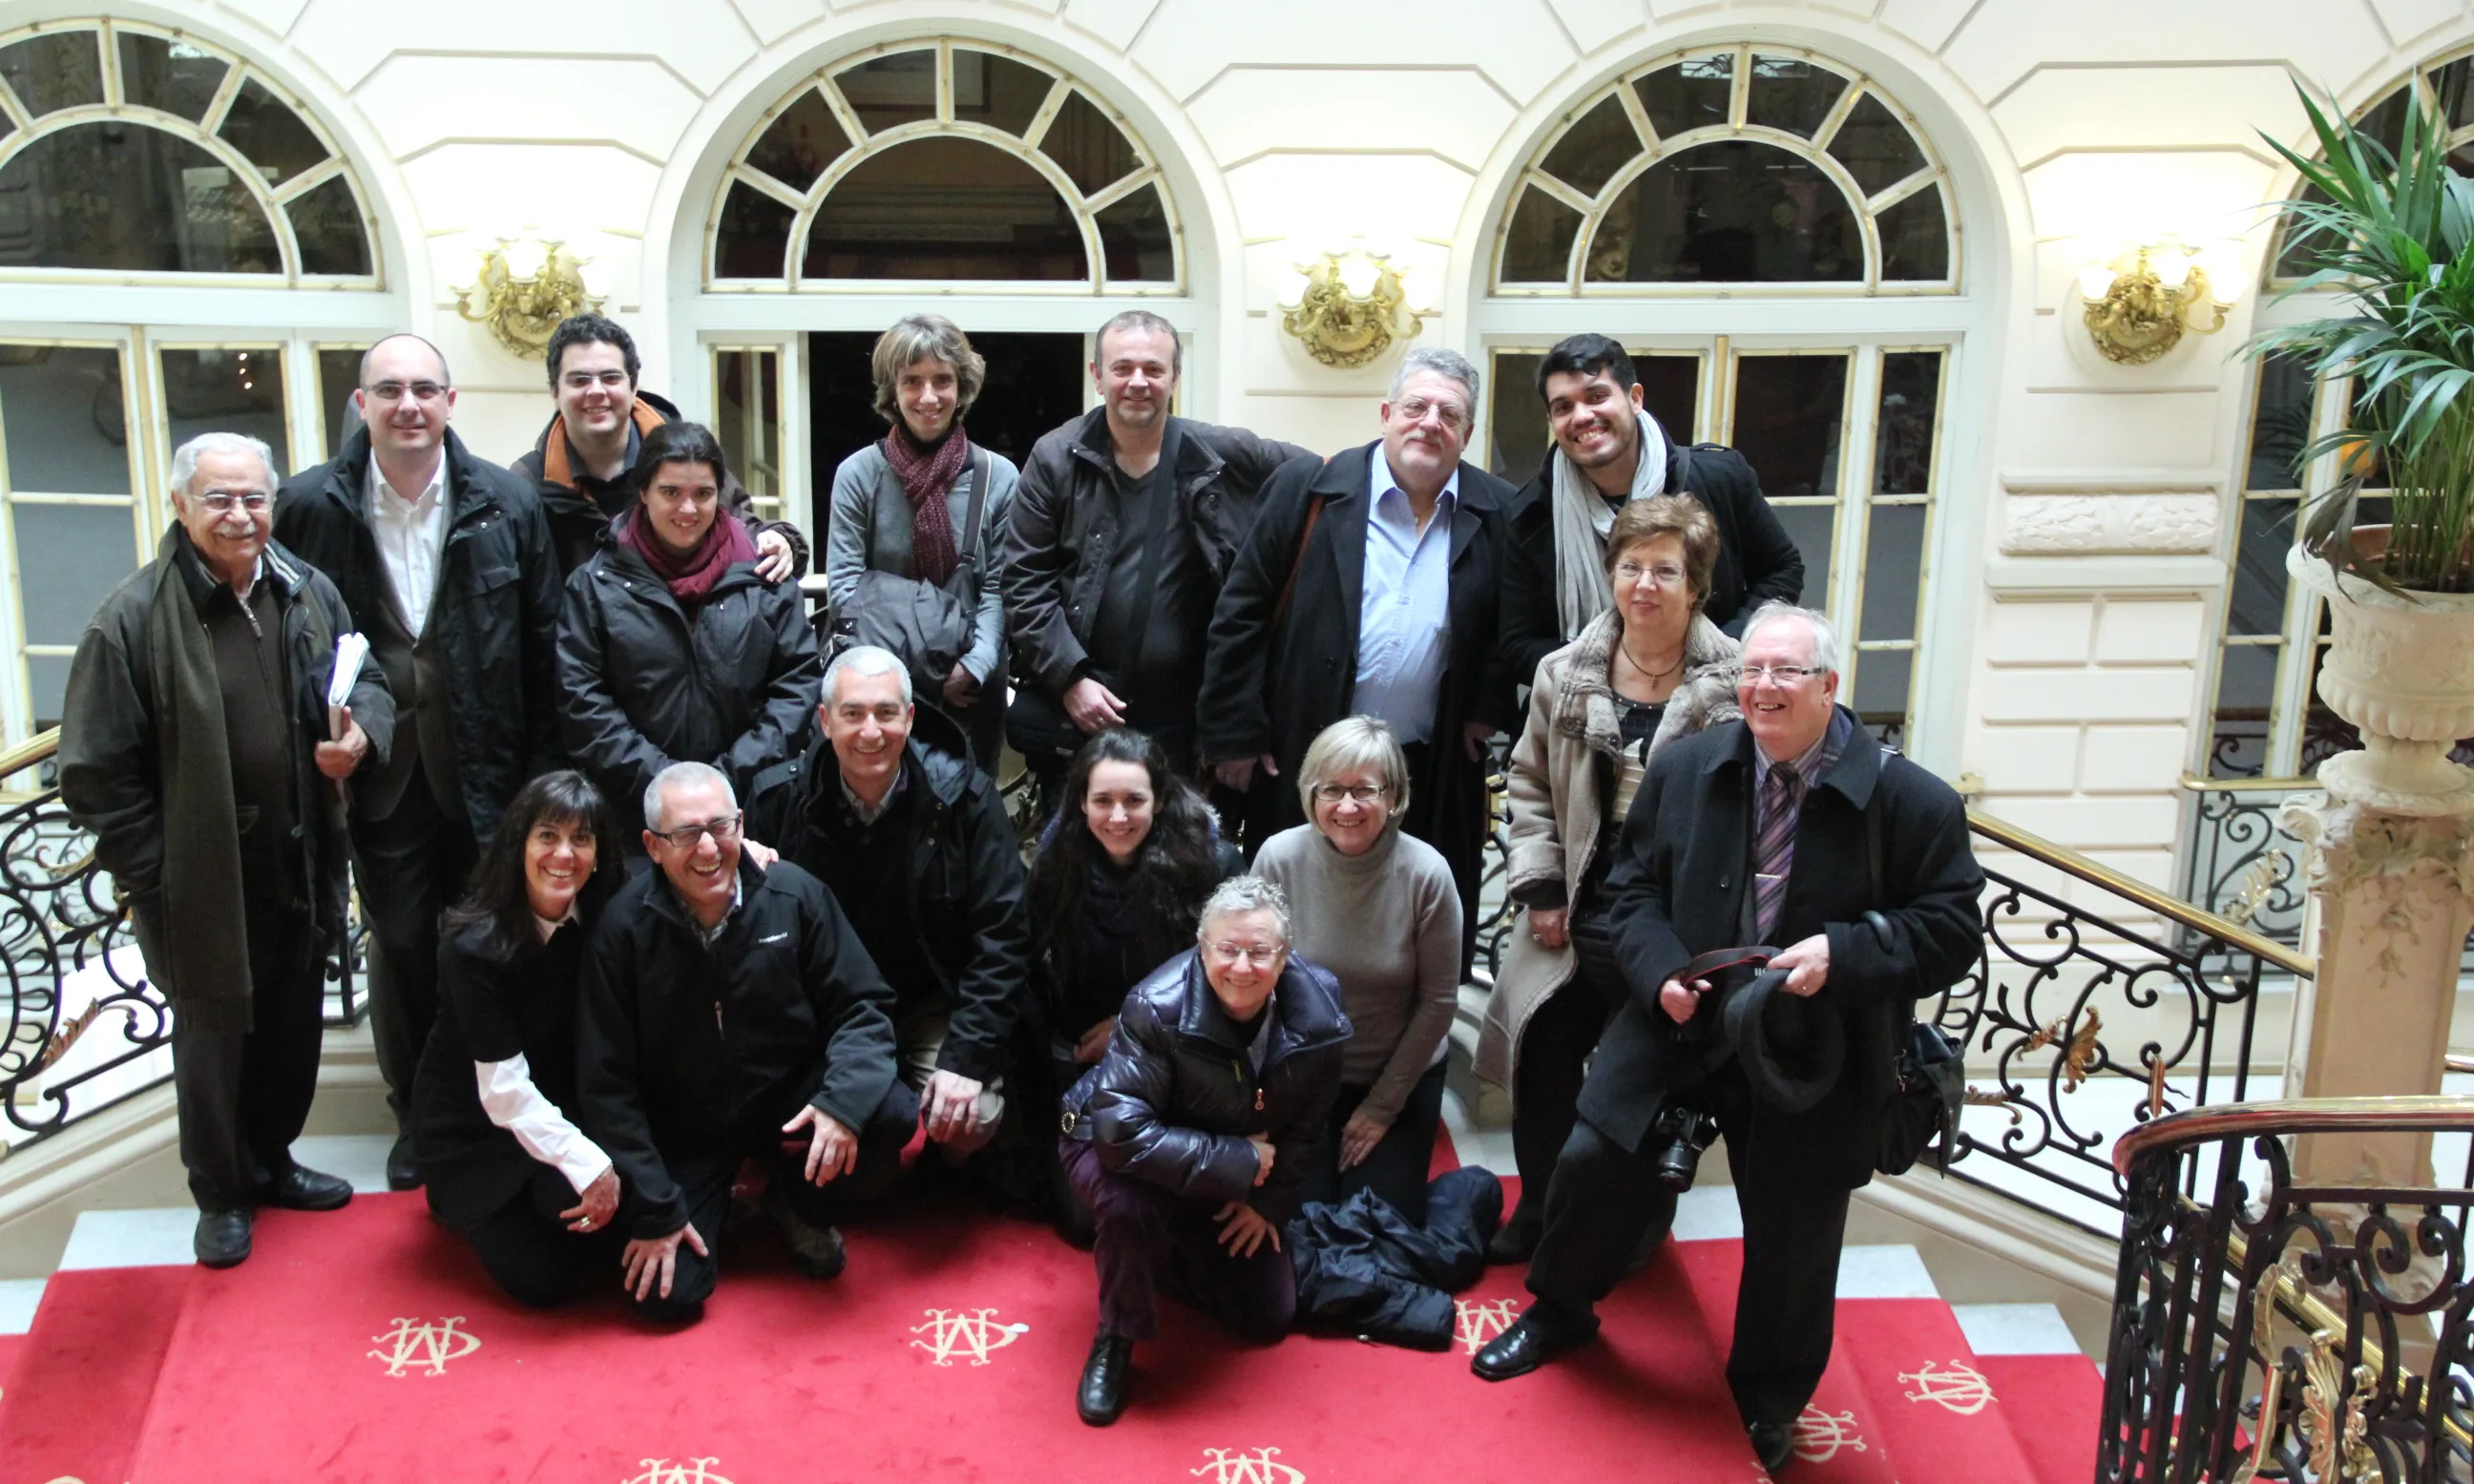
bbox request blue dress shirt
[1353,445,1457,745]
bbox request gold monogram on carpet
[1453,1297,1522,1355]
[1791,1407,1868,1462]
[622,1459,730,1484]
[1898,1359,1995,1414]
[1190,1446,1306,1482]
[367,1316,479,1377]
[909,1307,1028,1367]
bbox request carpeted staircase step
[0,1279,42,1410]
[0,1234,196,1484]
[1954,1305,2105,1484]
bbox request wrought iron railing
[1926,810,2316,1236]
[0,727,368,1161]
[2100,1097,2474,1484]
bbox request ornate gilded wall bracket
[453,238,605,362]
[2078,244,2233,366]
[1277,241,1426,369]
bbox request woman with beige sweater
[1253,716,1462,1222]
[1478,494,1741,1262]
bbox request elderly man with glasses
[573,761,911,1324]
[275,332,566,1192]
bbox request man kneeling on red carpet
[1059,875,1351,1426]
[575,761,915,1324]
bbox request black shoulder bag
[1867,780,1967,1177]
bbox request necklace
[1617,637,1686,682]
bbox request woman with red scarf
[824,315,1018,770]
[556,420,822,843]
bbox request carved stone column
[2279,793,2474,1187]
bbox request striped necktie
[1752,763,1799,941]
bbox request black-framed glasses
[1310,783,1392,805]
[653,812,743,850]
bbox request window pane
[2208,642,2278,778]
[958,51,1053,137]
[1634,53,1732,140]
[287,175,370,276]
[1096,181,1173,282]
[1732,355,1849,500]
[714,349,783,508]
[1487,351,1546,482]
[0,346,129,493]
[1859,504,1925,641]
[2227,497,2296,637]
[2245,353,2312,491]
[714,179,796,279]
[1587,141,1860,282]
[1500,184,1581,283]
[1039,90,1137,198]
[1641,355,1699,444]
[1853,645,1912,736]
[317,346,365,465]
[2434,56,2474,132]
[834,51,937,136]
[218,78,328,186]
[807,137,1084,281]
[15,504,136,645]
[0,31,102,116]
[745,86,849,195]
[0,125,281,273]
[117,32,226,123]
[1746,54,1845,138]
[2358,86,2410,157]
[1772,503,1835,608]
[1874,350,1940,495]
[1540,94,1638,198]
[28,655,70,733]
[1877,184,1951,282]
[160,346,289,474]
[1828,93,1927,197]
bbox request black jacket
[1000,407,1312,700]
[514,389,809,579]
[575,857,899,1239]
[60,533,394,1022]
[746,716,1030,1083]
[1498,426,1805,691]
[1579,710,1983,1187]
[1197,441,1514,878]
[272,426,562,847]
[555,526,822,841]
[1063,950,1352,1225]
[411,917,593,1230]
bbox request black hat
[1678,946,1845,1113]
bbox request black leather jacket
[1063,949,1351,1223]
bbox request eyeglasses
[561,370,631,389]
[653,812,743,850]
[195,491,271,513]
[365,380,449,405]
[1310,782,1391,805]
[1741,664,1826,685]
[1206,940,1283,968]
[1613,561,1687,588]
[1394,396,1469,431]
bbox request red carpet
[0,1143,2103,1483]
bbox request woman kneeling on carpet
[412,770,629,1305]
[1252,716,1459,1222]
[1059,875,1350,1426]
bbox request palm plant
[2254,83,2474,593]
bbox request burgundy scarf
[883,426,970,586]
[619,504,755,603]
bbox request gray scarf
[1549,409,1667,642]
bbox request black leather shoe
[764,1186,846,1280]
[1471,1310,1596,1381]
[267,1164,353,1212]
[386,1133,421,1191]
[1749,1419,1794,1474]
[194,1209,253,1268]
[1485,1205,1540,1265]
[1077,1330,1133,1427]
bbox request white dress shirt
[1353,444,1457,745]
[367,451,449,637]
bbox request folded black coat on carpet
[1285,1165,1503,1351]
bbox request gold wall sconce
[1276,239,1429,369]
[453,237,606,361]
[2076,241,2241,366]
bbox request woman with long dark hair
[1026,726,1237,1238]
[412,770,629,1306]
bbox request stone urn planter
[2289,533,2474,814]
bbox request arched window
[0,20,379,282]
[1495,48,1955,295]
[708,41,1181,292]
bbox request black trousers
[1524,1076,1853,1429]
[459,1168,626,1307]
[1297,1060,1448,1222]
[170,899,326,1213]
[352,761,474,1124]
[1061,1136,1294,1344]
[1396,741,1481,972]
[629,1076,920,1324]
[1504,918,1623,1228]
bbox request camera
[1646,1098,1721,1193]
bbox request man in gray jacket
[1000,310,1313,785]
[61,432,394,1267]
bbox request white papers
[327,632,368,739]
